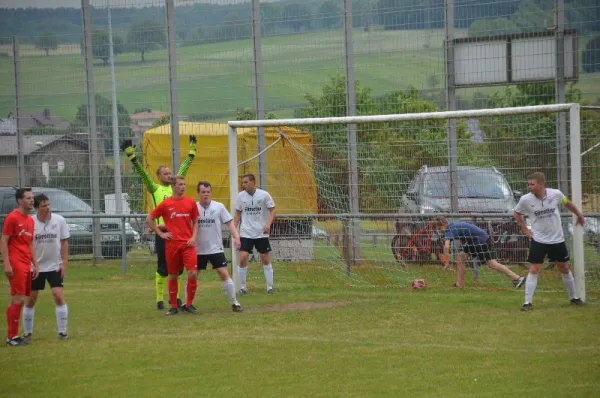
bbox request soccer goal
[228,103,589,301]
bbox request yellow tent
[141,122,318,215]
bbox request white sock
[561,271,576,300]
[223,278,239,305]
[238,267,247,289]
[23,307,34,334]
[525,273,538,304]
[56,304,68,334]
[263,264,273,288]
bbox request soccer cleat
[157,301,165,311]
[166,308,179,316]
[57,333,68,341]
[22,333,32,343]
[513,276,526,289]
[182,305,198,314]
[232,304,244,312]
[6,336,28,346]
[520,303,533,312]
[570,298,585,306]
[239,288,248,295]
[266,287,274,294]
[177,298,184,309]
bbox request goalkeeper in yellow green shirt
[121,136,197,310]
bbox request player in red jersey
[1,187,39,346]
[146,176,199,315]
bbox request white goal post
[228,103,585,301]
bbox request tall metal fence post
[252,0,267,189]
[444,0,459,212]
[107,1,127,273]
[344,0,360,270]
[166,0,180,172]
[82,0,102,264]
[12,36,25,187]
[555,0,568,194]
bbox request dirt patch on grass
[249,301,350,313]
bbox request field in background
[0,259,599,397]
[1,28,599,123]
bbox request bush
[583,35,600,73]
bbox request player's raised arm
[177,135,197,176]
[121,139,159,193]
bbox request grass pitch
[1,258,599,398]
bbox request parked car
[392,166,528,264]
[0,186,135,259]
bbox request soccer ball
[411,279,427,290]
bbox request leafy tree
[468,18,520,37]
[127,20,166,62]
[318,1,343,29]
[222,12,251,41]
[353,0,377,29]
[510,0,553,33]
[74,94,133,154]
[35,32,58,56]
[260,3,281,36]
[152,114,170,128]
[282,4,312,33]
[235,108,276,120]
[299,76,458,212]
[91,30,123,66]
[24,126,60,136]
[583,35,600,73]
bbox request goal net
[228,104,591,301]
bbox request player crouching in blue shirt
[431,216,526,289]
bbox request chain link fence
[0,0,599,277]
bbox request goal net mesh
[230,106,597,294]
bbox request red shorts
[9,265,31,296]
[165,243,197,274]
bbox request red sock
[7,303,22,339]
[168,279,178,308]
[186,279,198,306]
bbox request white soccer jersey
[33,214,70,272]
[196,201,233,255]
[514,188,568,244]
[235,189,275,239]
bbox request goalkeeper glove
[120,139,136,161]
[188,135,197,158]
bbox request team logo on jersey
[170,211,190,219]
[18,228,33,237]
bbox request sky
[0,0,263,8]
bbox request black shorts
[155,233,183,277]
[197,253,228,270]
[528,240,569,263]
[461,239,493,262]
[240,237,272,254]
[31,270,63,290]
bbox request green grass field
[1,253,599,397]
[1,28,599,124]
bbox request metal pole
[569,104,585,302]
[107,1,127,272]
[344,0,360,269]
[12,36,24,187]
[555,0,568,195]
[444,0,459,213]
[228,125,241,293]
[82,0,102,264]
[166,0,180,172]
[252,0,267,189]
